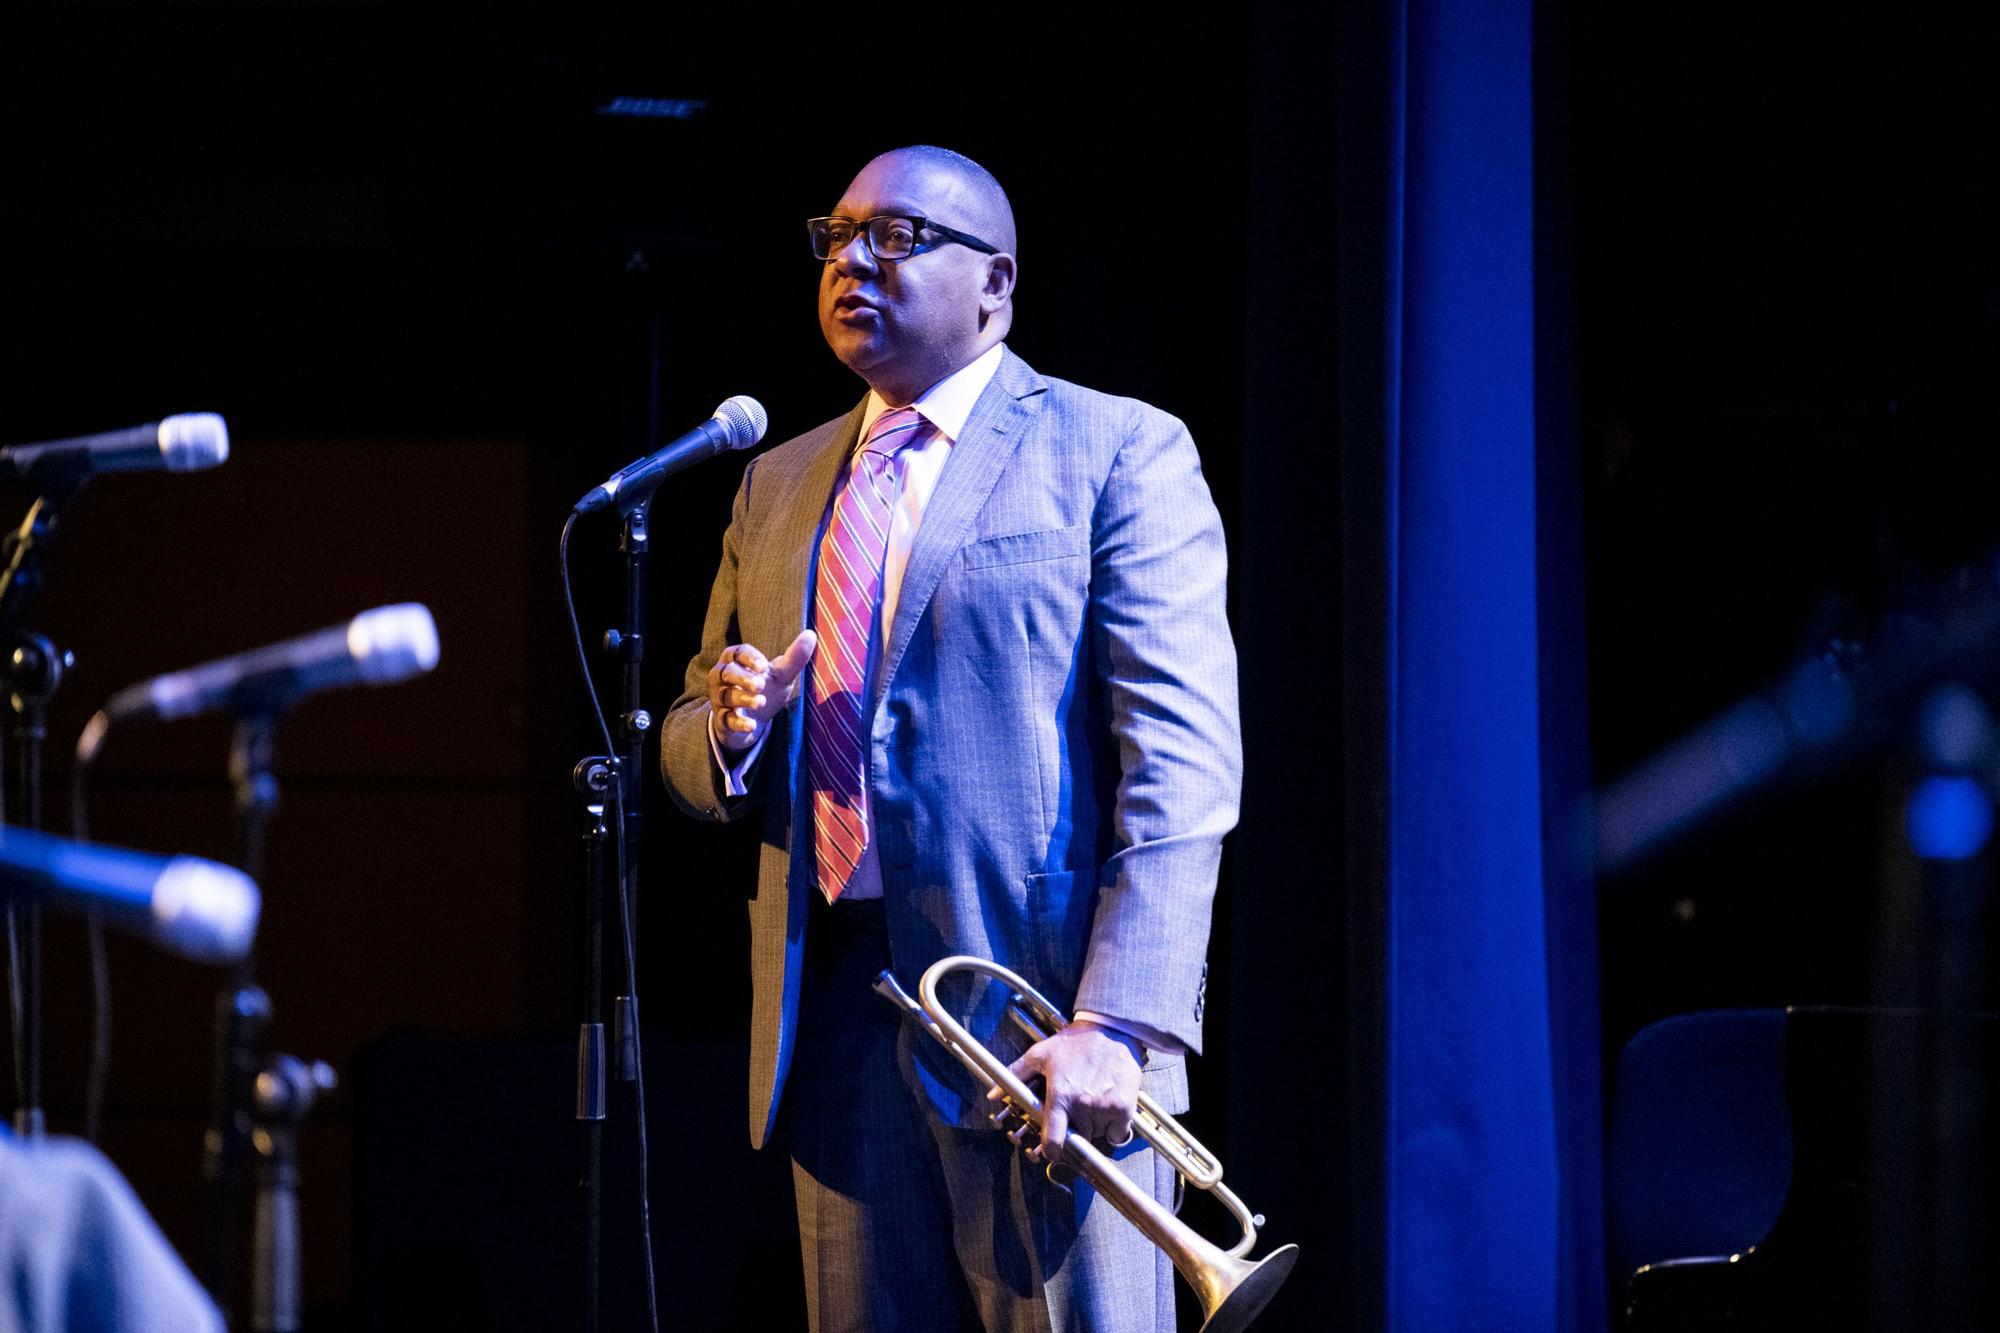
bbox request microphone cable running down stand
[572,755,613,1332]
[560,510,659,1333]
[558,394,762,1332]
[67,709,275,1305]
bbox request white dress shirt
[709,342,1178,1058]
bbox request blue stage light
[1905,775,1993,861]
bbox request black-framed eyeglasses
[806,214,1000,263]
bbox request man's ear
[980,252,1017,313]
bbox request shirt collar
[857,342,1007,448]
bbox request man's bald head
[865,145,1017,256]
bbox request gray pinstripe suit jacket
[661,347,1241,1149]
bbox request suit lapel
[773,399,867,635]
[874,349,1048,707]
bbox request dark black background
[1577,5,2000,1043]
[3,1,1997,1328]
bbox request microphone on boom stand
[2,409,232,1143]
[572,395,767,514]
[78,602,440,754]
[1,413,231,483]
[73,602,440,1327]
[563,394,766,1333]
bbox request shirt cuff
[707,709,770,798]
[1072,1011,1185,1061]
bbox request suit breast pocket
[939,523,1091,697]
[960,524,1089,571]
[929,525,1092,843]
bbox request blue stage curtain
[1380,2,1605,1329]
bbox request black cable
[3,730,25,1121]
[560,514,615,755]
[558,509,660,1332]
[608,779,660,1330]
[4,907,22,1118]
[83,917,108,1142]
[71,748,110,1143]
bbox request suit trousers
[785,893,1179,1333]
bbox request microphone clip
[573,756,617,796]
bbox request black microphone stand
[203,713,281,1302]
[3,629,71,1139]
[201,711,333,1331]
[572,757,611,1333]
[570,495,656,1332]
[612,501,651,1013]
[251,1053,337,1333]
[1,481,83,1141]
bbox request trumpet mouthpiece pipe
[872,970,923,1015]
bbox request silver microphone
[574,396,768,513]
[81,605,440,758]
[1,413,230,479]
[0,825,259,964]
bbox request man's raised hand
[709,630,817,751]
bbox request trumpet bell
[1200,1243,1300,1333]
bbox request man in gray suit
[660,145,1240,1332]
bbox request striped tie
[806,406,929,903]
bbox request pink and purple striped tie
[807,406,929,902]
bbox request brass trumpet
[874,956,1299,1333]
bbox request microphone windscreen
[157,413,230,472]
[712,396,769,450]
[152,857,261,962]
[347,603,441,684]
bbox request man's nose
[831,232,879,278]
